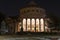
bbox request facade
[17,1,52,33]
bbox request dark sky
[0,0,60,18]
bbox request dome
[19,0,46,18]
[18,0,53,33]
[27,1,38,6]
[20,1,40,9]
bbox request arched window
[27,18,30,31]
[23,19,26,31]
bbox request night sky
[0,0,60,18]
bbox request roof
[20,1,40,9]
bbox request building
[16,1,52,33]
[0,0,54,34]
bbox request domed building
[16,1,52,33]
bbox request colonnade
[18,18,49,32]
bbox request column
[23,18,26,32]
[30,18,32,31]
[17,19,22,32]
[36,18,39,32]
[44,19,45,32]
[31,18,35,32]
[40,18,44,32]
[35,18,36,32]
[21,19,23,32]
[26,18,27,31]
[39,19,41,32]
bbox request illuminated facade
[17,1,52,32]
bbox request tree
[0,12,5,25]
[47,12,60,30]
[0,12,5,34]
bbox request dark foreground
[0,32,60,40]
[0,34,60,40]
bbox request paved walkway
[0,35,60,40]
